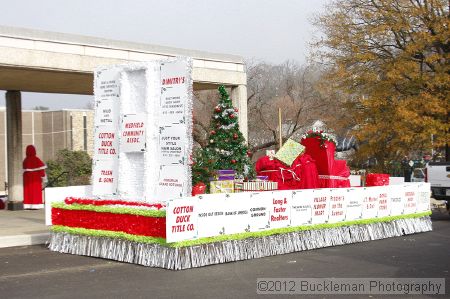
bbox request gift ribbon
[260,165,301,183]
[318,175,348,180]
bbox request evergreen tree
[192,86,255,185]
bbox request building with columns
[0,26,248,210]
[0,108,94,193]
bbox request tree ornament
[247,150,252,157]
[210,139,214,144]
[234,108,239,112]
[215,106,221,113]
[230,113,235,119]
[210,130,216,135]
[233,133,238,139]
[231,159,236,164]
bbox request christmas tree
[192,86,255,185]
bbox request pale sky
[0,0,330,109]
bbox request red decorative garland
[64,197,165,210]
[52,208,166,238]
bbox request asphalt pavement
[0,212,449,299]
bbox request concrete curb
[0,233,50,248]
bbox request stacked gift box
[234,180,278,192]
[210,170,236,193]
[210,170,278,194]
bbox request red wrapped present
[300,137,335,175]
[255,154,320,190]
[366,173,390,186]
[318,160,351,188]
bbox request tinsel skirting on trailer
[49,216,432,270]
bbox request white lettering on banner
[92,159,118,196]
[311,189,330,224]
[416,183,431,212]
[290,189,313,226]
[328,189,348,223]
[120,114,146,152]
[377,188,391,217]
[403,184,418,214]
[166,198,198,243]
[362,187,379,219]
[248,193,271,231]
[345,188,363,221]
[269,191,291,229]
[389,185,405,216]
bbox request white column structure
[6,91,23,210]
[231,85,248,142]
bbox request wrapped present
[256,175,269,181]
[234,181,278,192]
[212,169,236,181]
[318,160,351,188]
[192,182,206,196]
[301,137,335,175]
[210,180,234,193]
[274,139,305,167]
[366,173,390,186]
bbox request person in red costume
[23,145,47,209]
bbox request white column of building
[6,91,24,210]
[230,85,248,142]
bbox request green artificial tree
[192,86,255,186]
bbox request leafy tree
[312,0,449,170]
[46,149,92,187]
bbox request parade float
[48,57,432,270]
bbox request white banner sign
[120,114,146,153]
[290,189,313,226]
[160,61,189,125]
[196,194,227,238]
[165,184,431,243]
[377,187,391,218]
[166,198,198,243]
[92,159,118,196]
[403,184,418,215]
[389,185,405,216]
[94,126,119,159]
[328,189,348,223]
[311,189,330,224]
[345,188,363,221]
[416,183,431,212]
[248,193,271,231]
[158,125,186,165]
[156,165,186,199]
[362,187,379,219]
[269,191,291,229]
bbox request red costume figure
[23,145,46,209]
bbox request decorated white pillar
[230,85,248,142]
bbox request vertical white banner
[328,188,348,223]
[248,192,271,232]
[311,188,331,224]
[389,185,405,216]
[92,159,118,196]
[403,184,418,215]
[362,187,379,219]
[345,188,363,221]
[416,183,431,212]
[377,187,391,218]
[196,194,227,238]
[290,189,314,226]
[120,114,146,153]
[166,198,198,243]
[269,190,292,229]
